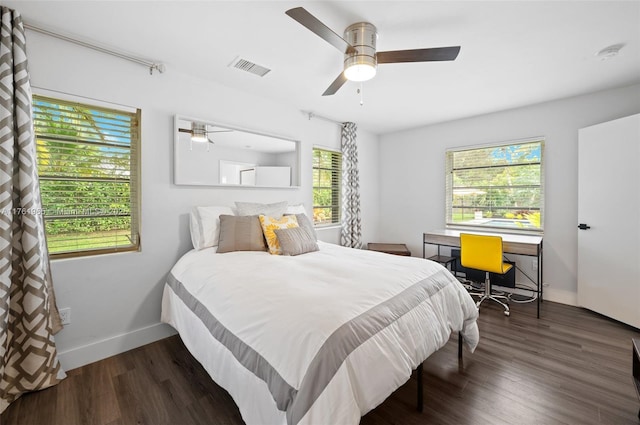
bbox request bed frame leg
[416,363,424,412]
[417,333,463,413]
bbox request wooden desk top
[424,229,542,256]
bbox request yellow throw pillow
[259,214,299,255]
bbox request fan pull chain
[358,83,364,106]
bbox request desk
[423,229,543,318]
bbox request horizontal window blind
[446,140,544,233]
[312,148,342,225]
[33,95,141,257]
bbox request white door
[577,113,640,328]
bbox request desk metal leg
[537,244,543,318]
[537,262,540,318]
[416,363,423,412]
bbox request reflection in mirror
[174,116,300,187]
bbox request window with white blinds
[446,139,544,233]
[33,95,141,258]
[312,147,342,226]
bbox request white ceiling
[8,1,640,134]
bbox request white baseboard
[542,286,577,306]
[57,322,177,371]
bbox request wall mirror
[174,115,300,187]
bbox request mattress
[161,241,479,425]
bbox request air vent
[228,57,271,77]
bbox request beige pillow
[217,215,267,253]
[258,214,299,255]
[274,226,319,256]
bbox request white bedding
[161,241,479,425]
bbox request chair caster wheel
[504,311,510,317]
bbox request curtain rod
[302,110,343,125]
[24,22,165,75]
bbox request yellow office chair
[460,233,512,316]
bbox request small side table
[367,243,411,256]
[633,338,640,420]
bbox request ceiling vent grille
[229,57,271,77]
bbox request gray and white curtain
[0,6,65,413]
[340,122,362,248]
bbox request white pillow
[190,206,234,250]
[285,203,309,216]
[234,201,288,217]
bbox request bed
[161,238,479,425]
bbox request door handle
[578,223,591,230]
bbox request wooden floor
[3,300,639,425]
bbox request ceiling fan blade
[286,7,355,54]
[377,46,461,64]
[322,73,348,96]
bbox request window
[33,95,141,258]
[312,147,341,226]
[446,139,543,233]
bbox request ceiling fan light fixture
[343,22,378,82]
[191,122,208,143]
[344,61,377,82]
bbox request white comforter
[161,241,479,425]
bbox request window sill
[314,224,341,231]
[50,246,141,261]
[446,224,543,236]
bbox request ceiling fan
[178,122,233,144]
[285,7,461,96]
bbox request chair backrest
[460,233,508,274]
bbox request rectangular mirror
[174,115,300,187]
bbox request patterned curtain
[340,122,362,248]
[0,6,65,413]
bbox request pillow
[291,213,317,241]
[285,203,308,216]
[190,206,234,250]
[274,226,319,256]
[258,214,299,255]
[217,215,267,253]
[235,201,288,217]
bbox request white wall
[378,83,640,305]
[25,31,379,370]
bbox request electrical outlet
[532,258,538,272]
[59,307,71,325]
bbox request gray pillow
[234,201,288,217]
[290,213,317,241]
[217,215,267,253]
[274,226,319,256]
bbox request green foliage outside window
[33,95,140,256]
[447,141,543,232]
[312,148,341,225]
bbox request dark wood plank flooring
[3,300,639,425]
